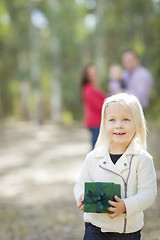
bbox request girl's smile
[105,102,136,153]
[114,132,125,135]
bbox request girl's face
[105,102,136,153]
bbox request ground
[0,121,159,240]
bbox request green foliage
[0,1,10,38]
[0,0,160,122]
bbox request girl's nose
[115,121,122,128]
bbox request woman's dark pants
[89,127,100,149]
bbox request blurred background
[0,0,159,239]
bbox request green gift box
[82,182,121,213]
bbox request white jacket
[74,143,157,233]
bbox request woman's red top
[82,83,107,127]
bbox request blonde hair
[96,93,147,150]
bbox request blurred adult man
[109,50,153,109]
[122,50,153,109]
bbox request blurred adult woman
[81,64,107,149]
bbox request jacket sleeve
[73,153,93,202]
[123,154,157,218]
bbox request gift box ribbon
[82,182,111,212]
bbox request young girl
[74,93,157,240]
[108,64,126,96]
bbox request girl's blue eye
[124,118,129,121]
[109,119,115,122]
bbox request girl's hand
[77,194,84,211]
[107,195,126,219]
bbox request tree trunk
[50,68,62,123]
[95,1,107,77]
[30,23,44,124]
[30,49,44,124]
[47,0,63,123]
[18,51,30,120]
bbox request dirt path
[0,122,159,240]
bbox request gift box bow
[82,182,117,213]
[82,189,110,212]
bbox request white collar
[94,141,140,158]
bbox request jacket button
[124,163,127,166]
[103,161,106,164]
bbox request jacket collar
[94,141,140,158]
[94,145,108,158]
[95,141,140,175]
